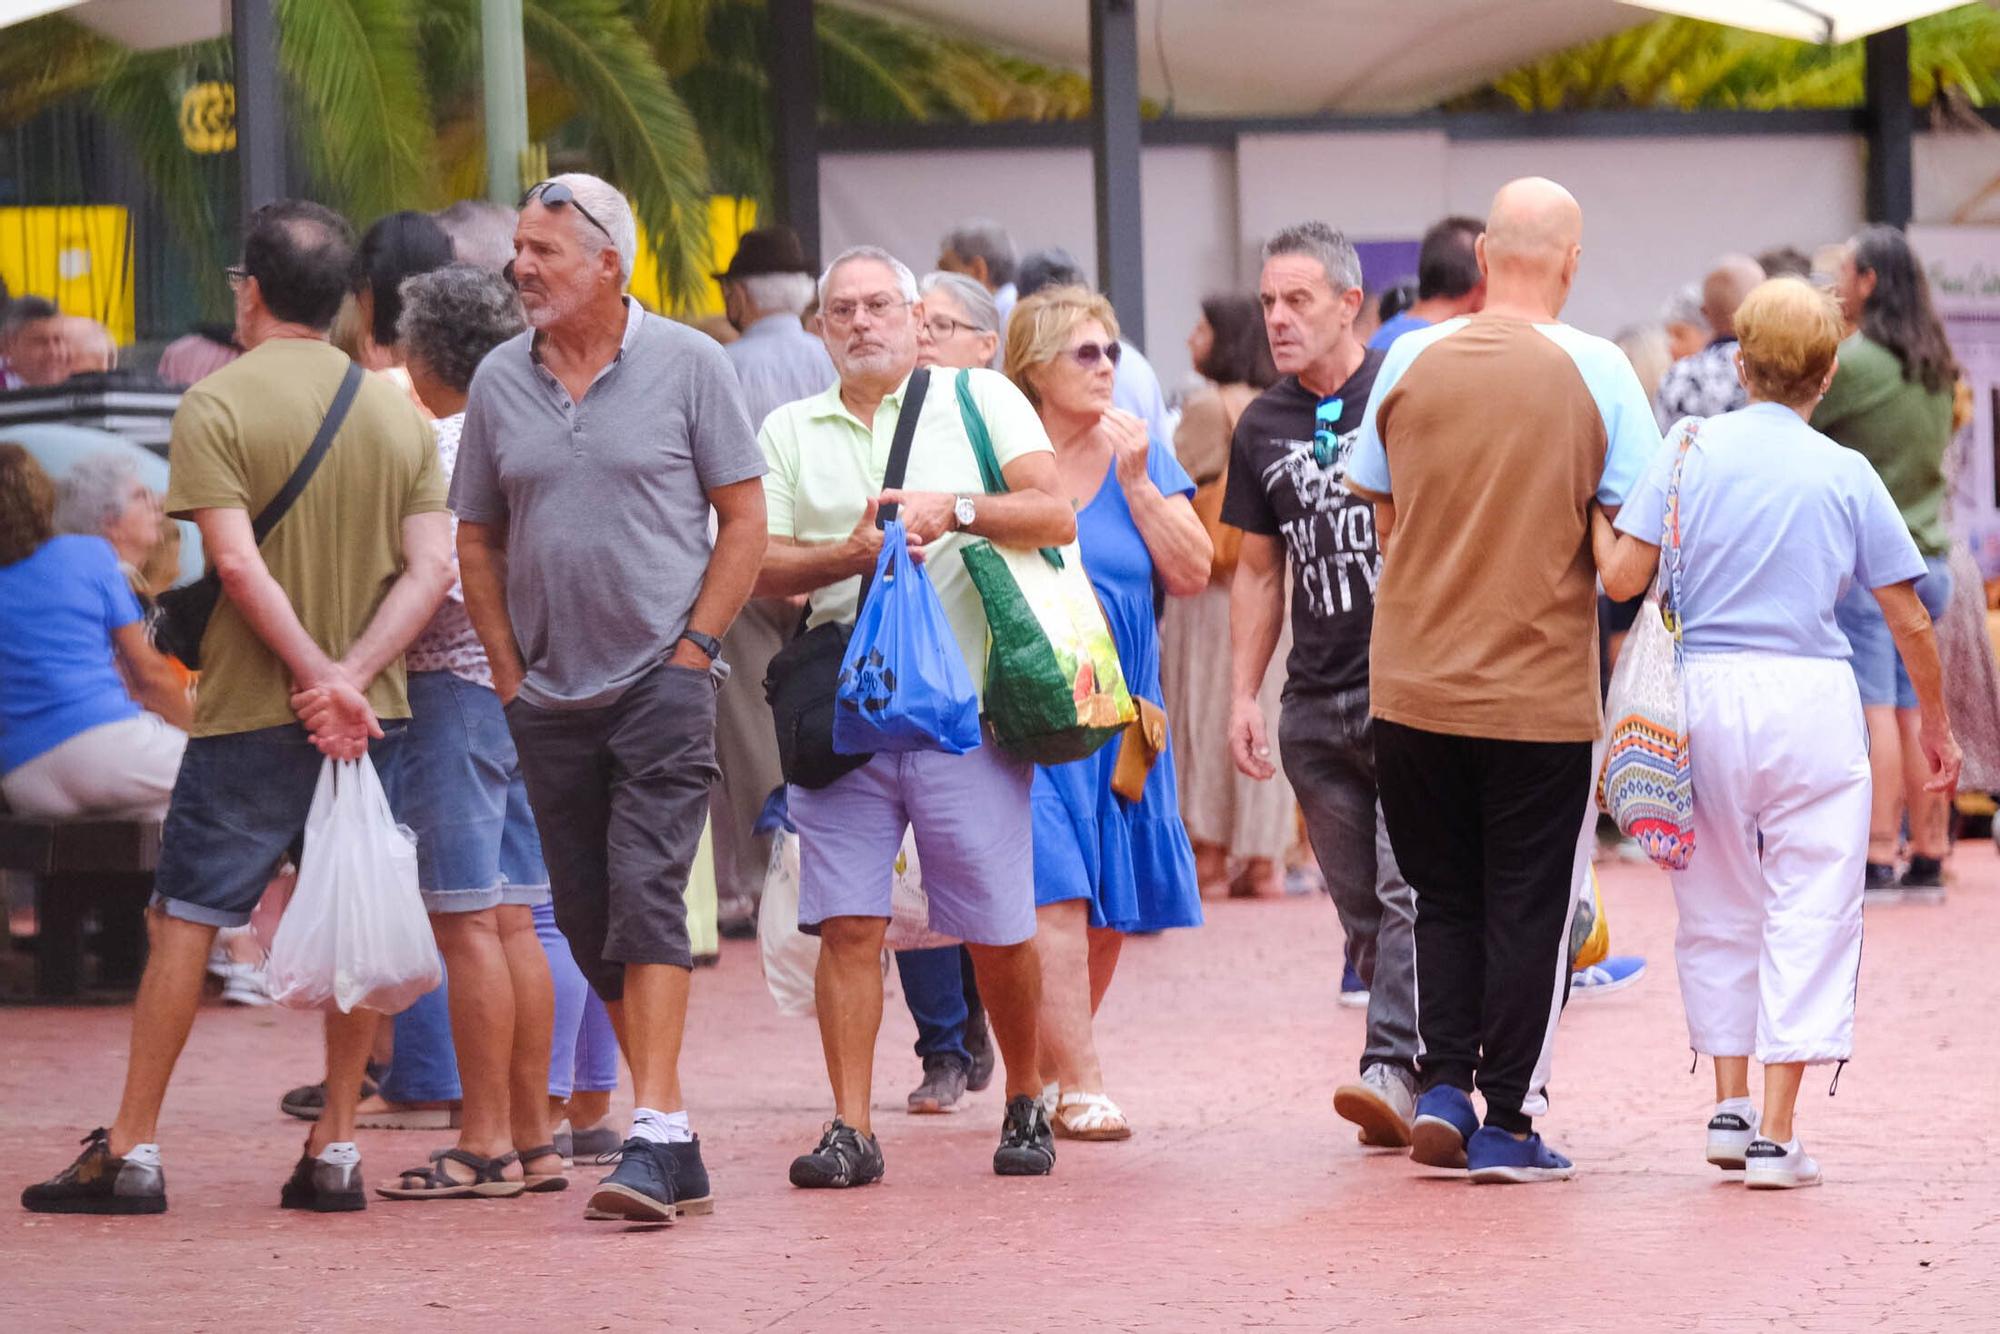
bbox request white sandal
[1052,1091,1132,1141]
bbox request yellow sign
[0,206,136,346]
[178,82,236,155]
[627,196,758,317]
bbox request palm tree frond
[273,0,439,220]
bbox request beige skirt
[1940,541,2000,792]
[1158,581,1296,861]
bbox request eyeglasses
[1312,396,1345,469]
[823,294,911,327]
[923,314,988,341]
[520,180,614,243]
[1065,340,1122,369]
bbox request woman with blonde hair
[1004,285,1211,1139]
[1593,277,1961,1189]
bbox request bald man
[1346,178,1663,1184]
[1655,253,1765,423]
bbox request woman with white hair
[916,271,1001,372]
[1593,278,1962,1189]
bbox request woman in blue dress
[1004,287,1212,1141]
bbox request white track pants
[1672,654,1871,1066]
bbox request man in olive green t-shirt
[23,201,454,1220]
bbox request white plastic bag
[885,834,956,952]
[266,755,439,1014]
[758,830,820,1017]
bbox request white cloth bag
[266,755,439,1014]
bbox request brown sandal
[376,1147,525,1200]
[503,1145,569,1194]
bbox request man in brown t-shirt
[1346,178,1662,1183]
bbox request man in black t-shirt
[1221,221,1418,1152]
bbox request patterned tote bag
[1596,419,1697,870]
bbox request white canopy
[0,0,226,49]
[1618,0,1976,44]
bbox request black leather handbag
[154,360,364,669]
[763,367,930,789]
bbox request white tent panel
[1620,0,1973,45]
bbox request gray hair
[939,218,1017,287]
[818,245,919,305]
[919,271,999,334]
[736,271,816,317]
[433,199,517,273]
[397,263,527,394]
[1660,283,1709,333]
[542,172,637,284]
[1262,222,1363,294]
[53,450,145,537]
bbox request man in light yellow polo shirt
[756,245,1075,1189]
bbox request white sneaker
[1704,1101,1758,1169]
[1743,1137,1822,1189]
[215,960,273,1007]
[1332,1063,1415,1148]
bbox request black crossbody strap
[854,366,931,616]
[251,360,364,545]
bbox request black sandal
[505,1145,570,1194]
[375,1147,526,1201]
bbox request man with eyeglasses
[1219,221,1416,1152]
[452,173,770,1226]
[756,244,1076,1187]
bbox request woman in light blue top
[1591,278,1961,1191]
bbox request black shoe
[908,1054,970,1114]
[993,1095,1055,1177]
[789,1119,885,1189]
[718,915,758,941]
[279,1059,386,1123]
[279,1148,366,1212]
[1900,854,1945,900]
[585,1137,713,1223]
[21,1129,166,1215]
[963,1016,996,1094]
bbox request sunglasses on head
[520,179,614,243]
[1067,339,1122,369]
[1312,396,1345,469]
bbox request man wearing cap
[714,225,836,936]
[720,225,835,431]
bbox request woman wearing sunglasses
[1003,286,1211,1141]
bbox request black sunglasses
[520,180,614,243]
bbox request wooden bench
[0,816,159,1000]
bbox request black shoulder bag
[154,360,365,669]
[764,367,931,789]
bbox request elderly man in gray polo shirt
[454,172,768,1227]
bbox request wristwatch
[952,495,977,532]
[678,629,722,662]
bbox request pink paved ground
[4,844,1999,1331]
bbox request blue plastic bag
[833,519,983,756]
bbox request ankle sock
[1715,1096,1754,1119]
[123,1143,161,1168]
[316,1141,360,1166]
[629,1107,692,1145]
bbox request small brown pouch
[1110,698,1168,803]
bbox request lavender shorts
[790,736,1036,947]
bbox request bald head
[1477,177,1584,319]
[1701,253,1765,337]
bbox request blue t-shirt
[1368,311,1431,351]
[0,534,145,772]
[1616,404,1926,659]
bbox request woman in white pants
[1593,278,1961,1189]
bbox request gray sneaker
[21,1129,166,1215]
[1332,1063,1416,1148]
[907,1054,970,1114]
[554,1118,625,1165]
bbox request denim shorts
[1836,556,1953,709]
[403,670,550,913]
[152,721,408,929]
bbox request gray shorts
[505,661,719,999]
[790,735,1036,947]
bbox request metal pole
[482,0,531,204]
[1089,0,1145,348]
[767,0,821,261]
[230,0,287,229]
[1863,24,1913,227]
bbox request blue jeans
[402,671,551,913]
[1837,556,1953,709]
[895,945,981,1068]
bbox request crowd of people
[3,163,1989,1220]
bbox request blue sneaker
[1466,1127,1576,1184]
[1337,961,1369,1010]
[1409,1086,1479,1168]
[1570,954,1647,998]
